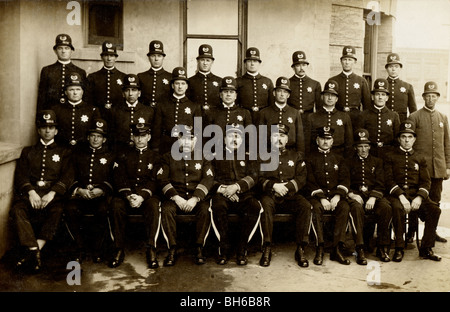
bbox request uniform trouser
[389,196,441,248]
[64,197,110,251]
[310,198,350,247]
[161,199,211,248]
[260,193,311,245]
[348,197,392,246]
[211,193,261,254]
[111,196,160,249]
[11,195,64,248]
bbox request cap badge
[405,123,411,129]
[250,50,256,55]
[154,43,160,48]
[324,126,330,132]
[96,121,103,128]
[179,70,185,75]
[281,79,287,84]
[359,131,366,137]
[226,79,232,84]
[60,35,67,41]
[378,82,385,86]
[429,84,435,89]
[298,53,303,58]
[43,114,51,120]
[203,47,209,52]
[136,123,144,129]
[390,55,397,60]
[346,48,353,53]
[329,83,335,89]
[129,77,135,82]
[106,43,113,48]
[71,75,78,80]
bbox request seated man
[210,123,261,265]
[259,124,311,267]
[110,123,161,268]
[11,110,73,272]
[64,119,115,264]
[158,126,214,266]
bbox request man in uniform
[347,129,392,263]
[355,78,400,158]
[259,77,305,153]
[109,123,161,268]
[110,74,154,152]
[306,127,352,265]
[64,119,115,264]
[86,41,126,128]
[11,110,73,272]
[384,121,442,262]
[37,34,87,113]
[385,53,417,123]
[158,126,214,266]
[236,47,274,124]
[407,81,450,243]
[304,80,353,158]
[138,40,172,108]
[151,67,202,155]
[51,72,100,148]
[210,123,261,265]
[288,51,322,127]
[187,44,222,114]
[329,46,371,127]
[259,124,311,267]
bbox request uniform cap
[275,77,291,92]
[398,121,416,137]
[65,72,84,89]
[197,44,214,60]
[316,126,335,138]
[130,122,151,135]
[385,53,403,68]
[88,119,108,136]
[53,33,74,51]
[171,67,189,83]
[422,81,440,97]
[147,40,166,56]
[122,74,141,89]
[291,51,309,66]
[101,41,118,56]
[341,45,357,61]
[321,80,339,96]
[244,47,262,62]
[353,128,373,145]
[274,123,290,135]
[36,110,58,127]
[371,78,390,95]
[225,123,244,135]
[220,76,237,91]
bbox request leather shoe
[237,250,248,266]
[313,246,324,265]
[392,248,404,262]
[435,233,447,243]
[109,249,125,268]
[31,249,41,272]
[376,246,391,262]
[195,247,206,265]
[164,247,177,266]
[330,246,350,265]
[295,246,309,267]
[419,247,442,261]
[146,247,159,268]
[355,246,367,265]
[259,245,272,267]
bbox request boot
[313,245,324,265]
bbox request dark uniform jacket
[329,72,371,112]
[288,75,321,112]
[348,153,385,199]
[304,107,353,156]
[187,71,222,111]
[356,105,400,147]
[259,104,305,153]
[37,61,87,113]
[260,149,306,197]
[384,147,430,200]
[306,149,350,200]
[386,77,417,119]
[205,103,253,130]
[113,146,160,200]
[157,151,214,201]
[138,68,172,108]
[51,101,101,147]
[14,140,73,197]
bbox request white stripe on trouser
[202,200,212,247]
[349,212,357,235]
[160,204,170,249]
[309,213,319,246]
[152,202,162,247]
[249,201,264,243]
[107,215,114,242]
[65,221,75,241]
[209,201,220,241]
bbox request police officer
[64,119,115,264]
[384,121,442,262]
[158,126,214,266]
[151,67,202,154]
[259,124,311,267]
[187,44,222,114]
[110,74,154,152]
[304,80,353,158]
[37,34,87,113]
[347,129,392,263]
[210,124,261,265]
[51,72,101,148]
[259,77,305,153]
[288,51,322,127]
[306,127,351,265]
[86,41,126,126]
[355,78,400,158]
[236,47,274,124]
[11,110,73,272]
[329,46,371,127]
[385,53,417,123]
[110,123,161,268]
[138,40,172,108]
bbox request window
[87,0,123,48]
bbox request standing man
[407,81,450,243]
[288,51,322,127]
[259,124,311,267]
[236,47,274,124]
[188,44,222,114]
[259,77,305,153]
[329,46,371,127]
[138,40,172,108]
[86,41,126,127]
[385,53,417,123]
[109,123,161,268]
[11,110,73,273]
[37,34,87,113]
[384,121,442,262]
